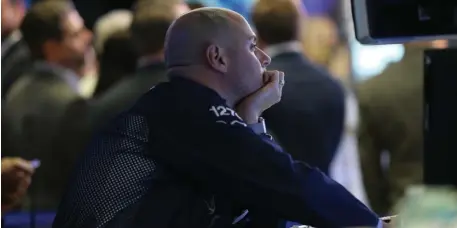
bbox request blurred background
[68,0,413,83]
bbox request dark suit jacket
[91,62,168,131]
[357,47,424,215]
[3,63,89,210]
[1,37,31,99]
[263,52,345,174]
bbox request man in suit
[3,1,93,210]
[91,10,135,96]
[1,0,30,98]
[357,41,447,215]
[252,0,345,174]
[54,7,387,228]
[92,0,189,129]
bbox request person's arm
[155,102,380,227]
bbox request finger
[267,70,280,85]
[17,181,31,196]
[22,176,32,188]
[10,172,31,188]
[262,71,270,84]
[14,170,27,179]
[278,71,285,84]
[17,174,32,185]
[12,178,31,200]
[278,71,285,94]
[262,71,272,84]
[266,70,280,80]
[12,159,35,174]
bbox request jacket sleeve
[155,102,380,227]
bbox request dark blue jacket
[264,52,345,174]
[53,74,378,228]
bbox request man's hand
[380,215,397,228]
[236,70,285,124]
[1,157,35,211]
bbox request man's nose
[257,48,271,67]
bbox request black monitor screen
[366,0,457,39]
[423,48,457,188]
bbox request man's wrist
[236,107,260,124]
[247,117,267,134]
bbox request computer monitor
[352,0,457,44]
[423,48,457,188]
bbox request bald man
[53,7,386,228]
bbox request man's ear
[206,44,228,73]
[42,40,61,61]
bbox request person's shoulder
[14,39,30,58]
[136,78,235,124]
[128,81,173,112]
[4,72,40,103]
[272,54,341,85]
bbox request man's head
[252,0,303,48]
[1,0,26,37]
[94,10,132,54]
[130,0,189,58]
[20,1,92,73]
[165,7,271,106]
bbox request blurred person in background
[358,40,448,215]
[329,89,369,205]
[1,0,30,99]
[78,46,99,98]
[79,9,133,98]
[93,30,137,96]
[300,16,339,68]
[1,157,35,212]
[93,9,132,55]
[252,0,345,174]
[3,1,93,210]
[92,0,189,130]
[91,9,135,97]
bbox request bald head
[164,7,247,68]
[164,7,271,106]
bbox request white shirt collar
[2,30,22,58]
[264,41,303,59]
[34,61,82,95]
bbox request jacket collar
[264,41,303,59]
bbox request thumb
[13,159,35,174]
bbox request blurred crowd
[0,0,450,225]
